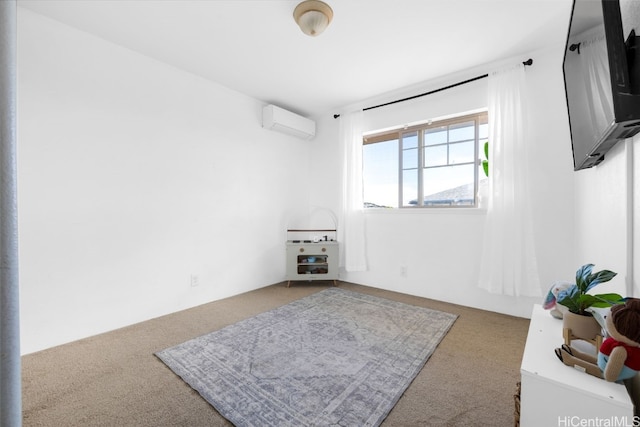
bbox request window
[363,112,488,208]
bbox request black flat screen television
[563,0,640,171]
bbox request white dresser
[520,304,635,426]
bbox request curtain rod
[333,58,533,119]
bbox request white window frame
[363,111,488,209]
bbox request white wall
[17,9,310,354]
[19,6,623,353]
[572,135,639,300]
[310,47,577,318]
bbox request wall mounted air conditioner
[262,104,316,140]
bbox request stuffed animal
[543,281,573,319]
[555,298,640,382]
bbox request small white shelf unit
[286,229,338,287]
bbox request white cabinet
[520,305,634,426]
[285,229,338,287]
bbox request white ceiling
[18,0,574,117]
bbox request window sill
[363,206,487,215]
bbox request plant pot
[562,310,602,342]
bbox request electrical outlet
[190,274,199,287]
[400,266,408,277]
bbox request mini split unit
[262,104,316,140]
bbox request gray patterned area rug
[155,288,457,427]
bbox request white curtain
[338,110,368,272]
[478,64,541,297]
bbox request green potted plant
[557,264,622,340]
[482,141,489,177]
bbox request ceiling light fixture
[293,0,333,37]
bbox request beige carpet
[22,281,530,426]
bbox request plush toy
[555,298,640,382]
[543,281,573,319]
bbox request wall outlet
[400,265,408,277]
[190,274,199,287]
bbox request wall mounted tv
[563,0,640,171]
